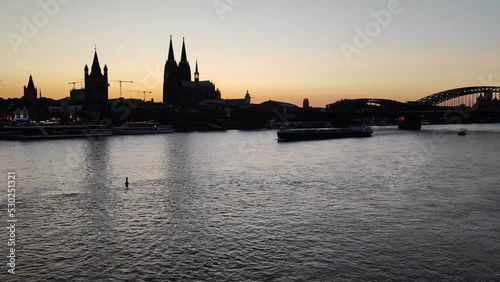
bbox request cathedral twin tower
[163,36,220,106]
[76,36,218,107]
[80,36,218,106]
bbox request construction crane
[142,91,152,101]
[124,90,152,101]
[110,80,133,97]
[68,80,83,89]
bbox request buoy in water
[125,177,129,188]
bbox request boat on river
[277,126,373,141]
[458,128,467,136]
[113,122,175,135]
[0,123,112,140]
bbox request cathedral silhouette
[163,36,220,106]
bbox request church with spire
[23,74,38,104]
[84,48,109,104]
[163,36,220,106]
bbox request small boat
[113,122,175,135]
[277,126,373,141]
[458,128,467,136]
[0,123,112,140]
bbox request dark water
[1,124,500,281]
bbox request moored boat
[113,122,175,135]
[458,128,467,136]
[0,123,112,140]
[277,126,373,141]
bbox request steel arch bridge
[416,86,500,106]
[351,98,405,106]
[328,98,405,107]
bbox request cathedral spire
[178,36,191,81]
[27,74,35,90]
[91,49,102,75]
[181,37,188,63]
[194,59,199,82]
[168,35,175,62]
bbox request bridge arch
[351,98,405,106]
[328,98,404,107]
[327,98,406,112]
[417,86,500,106]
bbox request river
[1,124,499,281]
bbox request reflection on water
[1,124,500,281]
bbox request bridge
[327,86,500,129]
[417,86,500,107]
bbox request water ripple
[1,126,500,280]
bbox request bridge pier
[398,113,421,130]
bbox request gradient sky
[1,0,500,107]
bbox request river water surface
[1,124,499,281]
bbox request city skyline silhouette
[1,0,500,107]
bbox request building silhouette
[163,36,220,106]
[303,98,310,109]
[84,49,109,104]
[23,74,38,104]
[179,38,191,82]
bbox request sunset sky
[1,0,500,107]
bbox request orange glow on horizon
[1,76,467,108]
[2,1,500,108]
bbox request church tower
[23,74,38,104]
[84,49,109,103]
[178,37,192,82]
[194,60,200,83]
[163,36,180,104]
